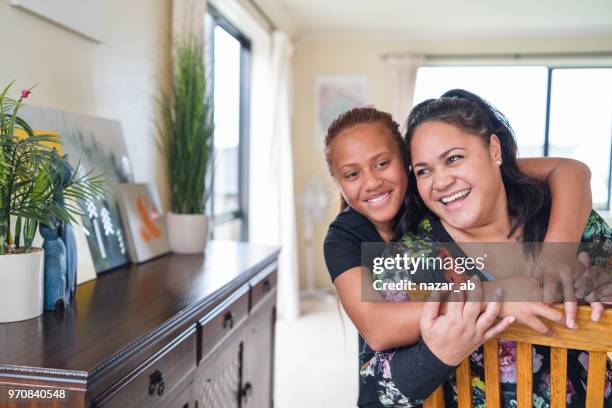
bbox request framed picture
[314,75,368,151]
[10,0,107,43]
[20,106,132,274]
[116,183,169,263]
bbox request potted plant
[0,82,103,322]
[159,33,214,254]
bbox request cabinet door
[166,381,194,408]
[196,332,243,408]
[243,293,276,408]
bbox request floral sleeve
[360,350,426,408]
[580,210,611,264]
[361,221,455,407]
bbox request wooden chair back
[423,305,612,408]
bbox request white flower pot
[166,212,209,254]
[0,249,44,323]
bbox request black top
[324,207,384,407]
[324,207,453,407]
[324,206,383,282]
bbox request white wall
[1,0,172,207]
[292,34,612,289]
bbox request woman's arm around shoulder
[517,157,591,241]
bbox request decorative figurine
[41,223,68,310]
[42,151,79,310]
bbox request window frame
[543,66,612,211]
[206,6,251,240]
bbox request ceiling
[255,0,612,38]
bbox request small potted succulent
[158,33,214,254]
[0,82,103,322]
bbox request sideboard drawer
[199,285,249,362]
[93,327,197,408]
[250,267,277,310]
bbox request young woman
[323,107,595,407]
[363,89,611,407]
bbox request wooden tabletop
[0,241,280,380]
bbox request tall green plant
[159,34,214,214]
[0,82,105,255]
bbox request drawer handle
[262,279,272,292]
[240,382,253,402]
[223,311,235,329]
[148,369,165,396]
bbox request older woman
[363,89,612,407]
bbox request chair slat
[496,305,612,352]
[516,342,533,408]
[550,347,568,408]
[484,339,501,408]
[427,306,611,408]
[586,351,607,408]
[423,386,445,408]
[456,358,472,408]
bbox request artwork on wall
[10,0,107,43]
[314,74,368,151]
[20,106,132,274]
[116,183,169,263]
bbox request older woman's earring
[496,158,502,166]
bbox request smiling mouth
[440,189,471,205]
[365,191,391,207]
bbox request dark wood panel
[165,380,194,408]
[0,242,279,376]
[198,285,250,363]
[243,292,276,408]
[0,241,280,408]
[92,326,196,407]
[196,331,243,408]
[249,266,277,311]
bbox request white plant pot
[0,249,44,323]
[166,212,209,254]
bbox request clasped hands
[421,251,611,366]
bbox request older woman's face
[410,121,505,231]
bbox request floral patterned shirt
[362,211,612,408]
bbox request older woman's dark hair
[395,89,551,246]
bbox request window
[414,66,612,210]
[547,68,612,210]
[205,8,251,240]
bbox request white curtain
[386,55,424,126]
[249,31,300,320]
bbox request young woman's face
[410,121,505,230]
[329,123,408,231]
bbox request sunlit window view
[206,10,250,240]
[413,66,548,158]
[213,25,241,218]
[548,68,612,209]
[414,66,612,210]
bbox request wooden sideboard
[0,241,280,408]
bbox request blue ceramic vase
[60,222,77,300]
[42,151,79,310]
[41,224,68,311]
